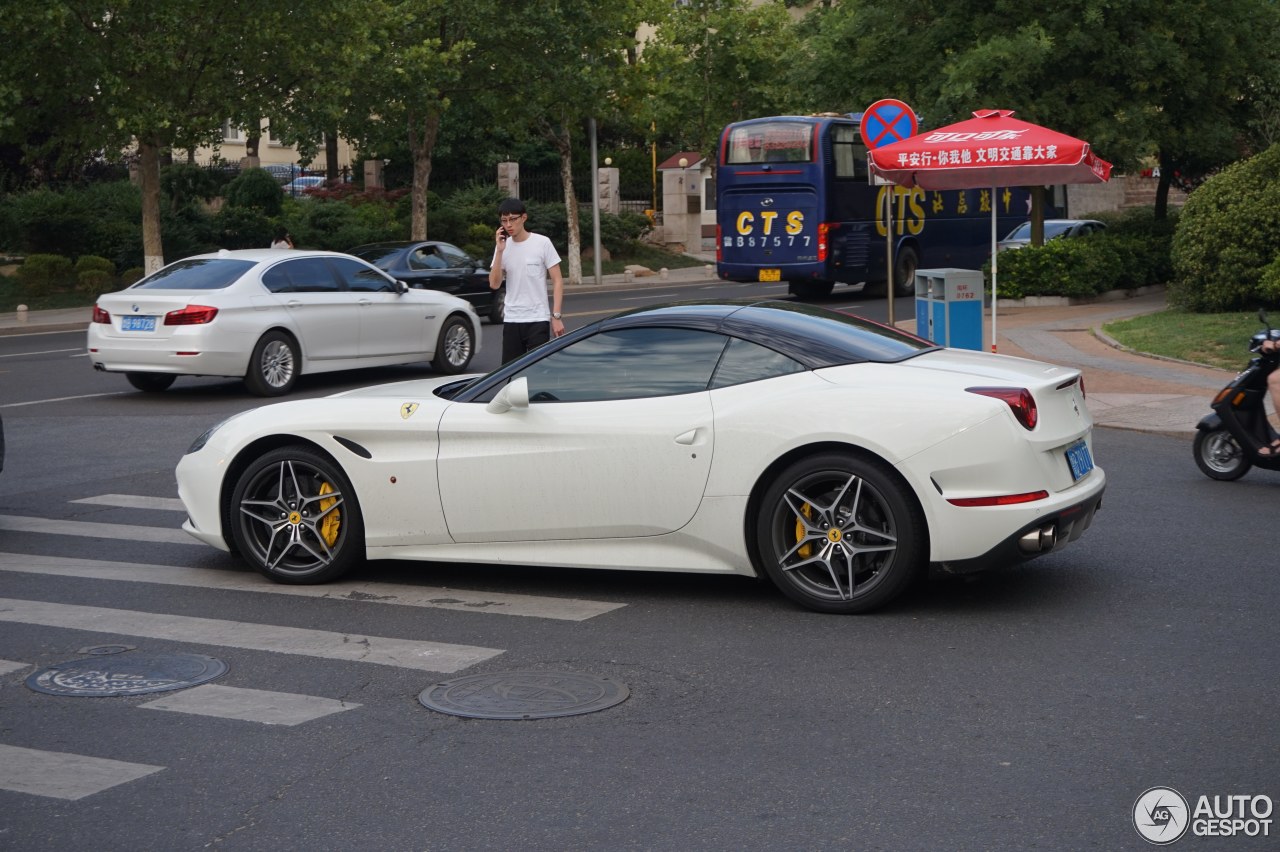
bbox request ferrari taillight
[947,490,1049,507]
[92,305,111,324]
[165,305,219,326]
[968,386,1038,430]
[817,222,831,262]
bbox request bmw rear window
[132,258,256,290]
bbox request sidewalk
[0,266,1240,436]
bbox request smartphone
[499,226,509,241]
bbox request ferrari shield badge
[400,402,419,420]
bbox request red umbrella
[868,110,1112,351]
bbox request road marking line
[0,597,503,673]
[0,514,193,544]
[0,553,624,621]
[0,347,83,358]
[0,744,164,800]
[139,684,360,726]
[72,494,186,512]
[0,658,28,675]
[0,391,129,408]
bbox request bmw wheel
[1193,427,1251,481]
[229,446,363,584]
[244,330,299,396]
[431,316,475,374]
[126,372,176,393]
[755,452,925,613]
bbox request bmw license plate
[758,268,781,282]
[1065,439,1094,481]
[121,316,156,332]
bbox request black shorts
[502,321,551,364]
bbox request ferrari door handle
[674,429,700,445]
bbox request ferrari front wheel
[229,446,364,584]
[755,452,924,613]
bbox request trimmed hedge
[1170,143,1280,311]
[988,207,1176,300]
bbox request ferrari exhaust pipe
[1018,524,1057,554]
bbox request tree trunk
[138,140,164,275]
[408,112,441,240]
[1155,152,1173,220]
[555,125,582,286]
[326,132,339,180]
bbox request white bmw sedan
[88,249,481,396]
[176,300,1105,614]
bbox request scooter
[1193,310,1280,480]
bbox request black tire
[228,446,364,584]
[126,372,176,393]
[790,280,835,301]
[244,330,299,396]
[431,315,475,374]
[892,245,919,297]
[1193,427,1251,481]
[487,288,505,325]
[754,452,925,613]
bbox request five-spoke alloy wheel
[755,452,924,613]
[229,446,364,583]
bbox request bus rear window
[724,122,813,165]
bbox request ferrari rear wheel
[229,446,364,584]
[755,452,925,613]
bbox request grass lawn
[1102,308,1275,371]
[0,246,708,313]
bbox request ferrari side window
[710,337,805,388]
[517,327,727,402]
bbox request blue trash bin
[913,268,984,351]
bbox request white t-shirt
[493,232,561,323]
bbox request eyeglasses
[500,214,525,223]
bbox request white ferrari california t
[88,249,481,396]
[176,300,1105,614]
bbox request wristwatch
[552,312,562,320]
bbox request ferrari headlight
[186,412,245,455]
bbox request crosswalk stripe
[0,552,624,621]
[0,659,28,675]
[72,494,186,512]
[0,744,164,800]
[138,684,360,726]
[0,514,193,544]
[0,598,502,673]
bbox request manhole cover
[26,652,228,697]
[419,670,629,720]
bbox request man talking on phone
[489,198,565,364]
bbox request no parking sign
[860,99,917,149]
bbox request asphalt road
[1,284,1277,850]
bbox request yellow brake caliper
[796,502,813,558]
[317,482,340,546]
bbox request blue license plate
[1065,439,1094,481]
[121,316,156,332]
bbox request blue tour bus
[715,113,1041,300]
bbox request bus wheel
[893,246,919,297]
[790,280,834,300]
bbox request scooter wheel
[1193,427,1252,481]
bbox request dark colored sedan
[350,241,504,324]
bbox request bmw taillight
[164,305,219,326]
[817,222,831,262]
[92,306,111,324]
[968,386,1038,430]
